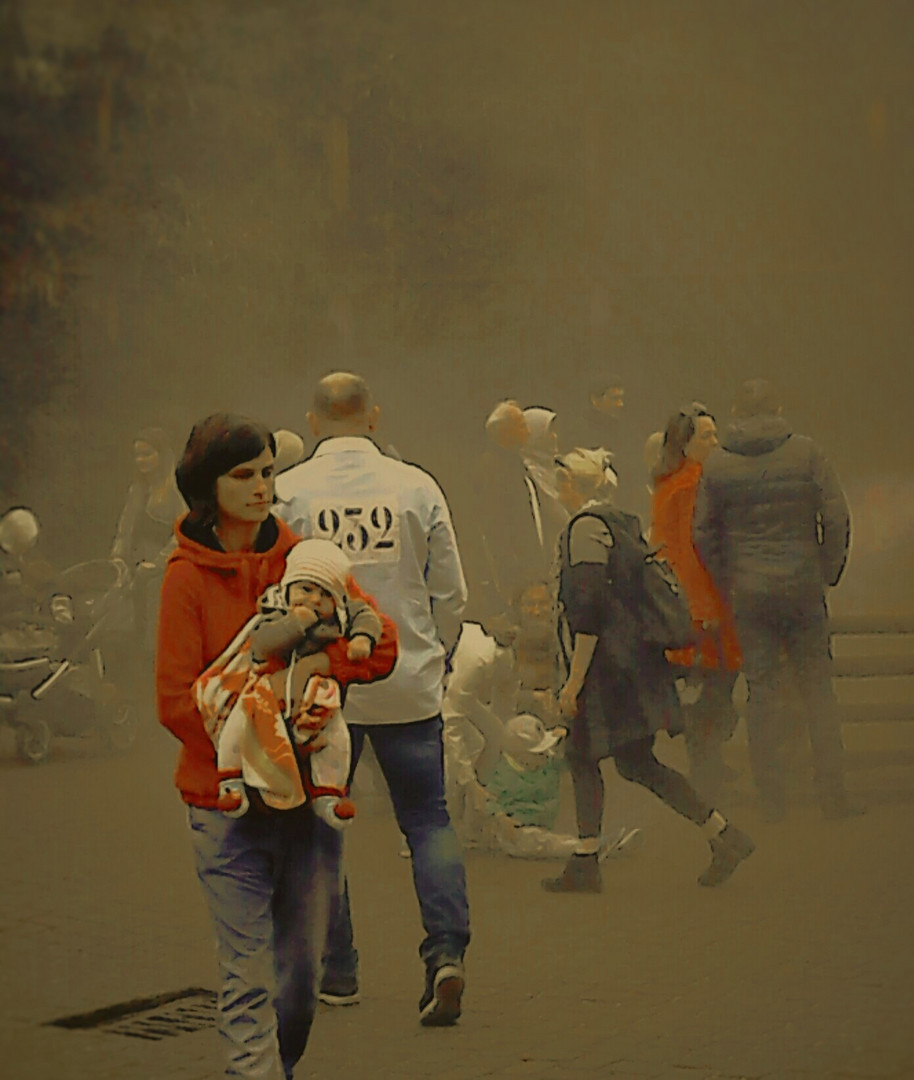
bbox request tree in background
[0,1,150,504]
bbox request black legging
[568,734,712,838]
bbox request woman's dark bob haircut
[654,401,714,481]
[176,413,275,526]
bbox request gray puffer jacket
[694,415,850,602]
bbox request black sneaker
[698,825,755,887]
[541,853,602,893]
[318,975,360,1006]
[419,962,464,1027]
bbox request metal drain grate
[48,987,217,1040]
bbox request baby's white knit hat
[281,540,351,616]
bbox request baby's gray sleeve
[250,611,305,663]
[348,598,383,644]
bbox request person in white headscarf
[521,407,570,554]
[466,401,550,623]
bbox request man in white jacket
[276,371,469,1028]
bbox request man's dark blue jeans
[323,715,470,982]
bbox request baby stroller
[0,556,138,764]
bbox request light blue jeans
[188,804,342,1080]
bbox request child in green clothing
[466,712,641,860]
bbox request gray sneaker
[698,825,755,887]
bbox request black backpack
[575,507,697,652]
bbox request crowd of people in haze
[0,369,863,1079]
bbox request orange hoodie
[156,514,398,807]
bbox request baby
[197,539,390,828]
[251,538,382,679]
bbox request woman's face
[215,447,275,527]
[685,415,718,465]
[555,466,596,510]
[134,441,160,475]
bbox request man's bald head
[485,399,528,450]
[308,372,379,438]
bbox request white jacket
[276,436,467,723]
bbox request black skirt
[570,644,681,762]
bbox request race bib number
[309,497,400,563]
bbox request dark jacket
[557,502,679,759]
[693,415,850,604]
[462,448,552,621]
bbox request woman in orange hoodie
[157,413,397,1080]
[651,404,742,803]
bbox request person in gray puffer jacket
[694,378,861,822]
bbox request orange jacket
[156,514,398,807]
[651,459,741,671]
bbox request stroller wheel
[102,699,138,753]
[15,716,51,764]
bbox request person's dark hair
[731,378,780,418]
[132,426,174,483]
[655,402,713,480]
[176,413,275,526]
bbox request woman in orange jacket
[651,403,742,803]
[156,413,397,1080]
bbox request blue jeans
[323,716,470,981]
[188,805,342,1080]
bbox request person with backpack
[541,448,755,894]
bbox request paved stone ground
[0,716,912,1080]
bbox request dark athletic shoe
[419,962,464,1027]
[541,853,602,893]
[698,825,755,887]
[318,975,360,1006]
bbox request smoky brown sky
[8,0,914,583]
